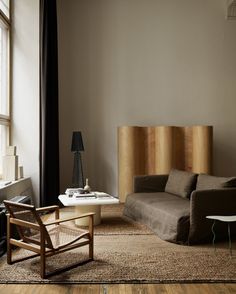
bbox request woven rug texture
[0,204,235,283]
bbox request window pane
[0,124,9,177]
[0,0,9,19]
[0,21,9,116]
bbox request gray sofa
[123,172,236,244]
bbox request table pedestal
[75,205,101,226]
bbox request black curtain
[40,0,59,206]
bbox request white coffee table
[58,193,119,226]
[206,215,236,256]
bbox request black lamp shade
[71,131,84,152]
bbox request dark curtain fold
[40,0,59,206]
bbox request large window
[0,0,10,178]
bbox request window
[0,0,9,19]
[0,0,10,178]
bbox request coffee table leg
[211,220,216,253]
[74,205,101,226]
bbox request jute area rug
[0,204,235,284]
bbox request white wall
[57,0,236,197]
[11,0,40,205]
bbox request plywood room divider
[118,126,213,202]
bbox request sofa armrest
[189,188,236,243]
[133,174,168,193]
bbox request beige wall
[57,0,236,197]
[11,0,40,205]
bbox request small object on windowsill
[6,146,16,156]
[0,180,12,187]
[4,181,12,186]
[2,145,19,181]
[18,166,24,179]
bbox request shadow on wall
[85,132,117,196]
[213,136,236,177]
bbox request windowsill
[0,177,33,203]
[0,177,30,190]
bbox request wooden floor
[0,283,236,294]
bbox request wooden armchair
[4,200,94,279]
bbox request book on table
[94,192,112,198]
[74,192,97,199]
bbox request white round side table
[206,215,236,256]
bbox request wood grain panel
[118,126,145,203]
[184,126,193,171]
[118,125,213,202]
[172,127,185,170]
[192,126,213,174]
[155,126,173,174]
[144,127,156,174]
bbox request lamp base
[72,151,84,188]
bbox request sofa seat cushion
[123,192,190,243]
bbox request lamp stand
[72,151,84,188]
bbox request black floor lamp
[71,131,84,188]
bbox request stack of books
[65,189,112,200]
[65,188,96,198]
[74,192,96,199]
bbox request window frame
[0,0,11,179]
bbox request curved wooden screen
[118,125,213,202]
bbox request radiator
[0,195,31,257]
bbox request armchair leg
[89,215,94,260]
[40,228,46,279]
[7,215,12,264]
[40,252,46,279]
[89,240,93,260]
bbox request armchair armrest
[43,212,95,226]
[189,188,236,244]
[10,217,40,230]
[133,174,168,193]
[36,205,59,212]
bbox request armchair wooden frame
[4,200,95,279]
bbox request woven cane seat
[46,224,89,249]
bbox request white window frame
[0,0,11,179]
